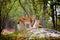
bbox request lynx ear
[18,18,24,23]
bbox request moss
[0,32,60,40]
[31,36,46,40]
[0,32,29,40]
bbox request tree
[0,0,16,34]
[50,0,60,29]
[42,0,47,27]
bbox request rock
[28,28,60,39]
[1,29,15,35]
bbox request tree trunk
[0,7,2,35]
[42,2,47,27]
[50,4,55,28]
[0,0,16,34]
[55,5,57,28]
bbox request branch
[6,0,17,15]
[4,0,17,27]
[31,0,38,16]
[19,0,29,17]
[26,0,33,15]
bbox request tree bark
[55,5,57,28]
[0,0,16,34]
[42,2,47,27]
[50,4,55,28]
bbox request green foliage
[1,0,60,33]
